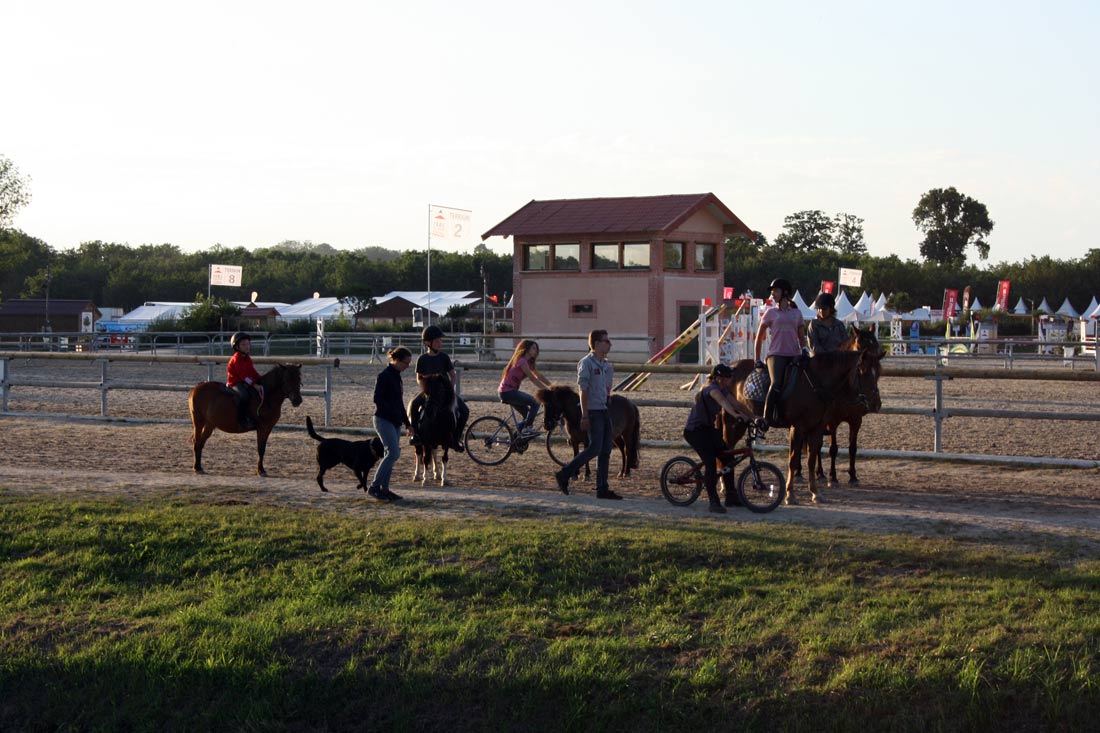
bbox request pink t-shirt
[498,357,529,393]
[761,305,804,357]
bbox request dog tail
[305,415,324,441]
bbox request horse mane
[259,363,300,390]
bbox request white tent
[900,307,932,321]
[1081,296,1098,319]
[791,290,818,319]
[873,292,889,312]
[1037,297,1054,314]
[834,291,855,321]
[374,290,480,318]
[117,302,194,327]
[1012,297,1029,315]
[1056,297,1079,318]
[969,295,983,311]
[1086,299,1100,320]
[852,291,874,319]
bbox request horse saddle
[744,362,800,404]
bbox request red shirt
[227,352,262,387]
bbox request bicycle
[464,406,545,466]
[659,419,784,513]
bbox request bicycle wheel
[736,461,784,513]
[660,456,703,507]
[464,416,515,466]
[545,422,577,467]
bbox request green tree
[178,294,241,331]
[0,155,33,228]
[774,210,834,252]
[833,213,868,256]
[912,187,994,266]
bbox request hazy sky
[5,0,1098,264]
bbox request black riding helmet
[710,363,734,380]
[813,292,836,311]
[230,331,251,351]
[421,325,444,342]
[769,278,793,299]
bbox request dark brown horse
[407,376,457,486]
[794,326,885,486]
[726,350,876,503]
[536,385,641,479]
[189,364,303,476]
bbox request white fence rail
[4,351,1100,469]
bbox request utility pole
[481,264,488,336]
[44,262,52,333]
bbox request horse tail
[627,402,641,469]
[306,415,324,442]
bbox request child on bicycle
[498,339,553,438]
[683,363,757,514]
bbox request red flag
[943,289,959,318]
[488,294,499,303]
[820,280,835,294]
[702,298,712,307]
[995,280,1010,311]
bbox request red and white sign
[995,280,1011,311]
[209,264,242,287]
[838,268,862,287]
[429,205,471,244]
[723,286,734,300]
[820,280,835,294]
[943,289,959,318]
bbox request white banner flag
[209,264,243,287]
[838,267,863,288]
[429,205,471,244]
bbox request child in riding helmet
[226,331,265,430]
[409,325,469,452]
[683,363,758,513]
[808,291,849,355]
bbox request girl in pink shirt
[498,339,553,437]
[754,277,808,427]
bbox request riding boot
[764,388,788,429]
[238,401,255,430]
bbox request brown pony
[536,385,640,479]
[793,325,885,486]
[188,363,303,476]
[725,350,875,504]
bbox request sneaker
[367,485,386,500]
[596,488,623,500]
[708,502,727,514]
[382,488,403,501]
[520,427,542,438]
[554,470,569,495]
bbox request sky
[4,0,1099,265]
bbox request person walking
[553,330,621,500]
[807,292,849,355]
[498,339,553,437]
[367,345,413,502]
[683,363,758,513]
[754,278,808,428]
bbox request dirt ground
[2,357,1099,553]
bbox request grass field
[1,493,1098,731]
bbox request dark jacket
[374,364,411,428]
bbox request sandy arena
[2,357,1099,552]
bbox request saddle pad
[744,367,770,402]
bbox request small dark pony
[725,349,877,504]
[189,363,303,476]
[798,326,885,486]
[536,385,641,479]
[408,376,458,486]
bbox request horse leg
[807,431,825,503]
[828,430,839,487]
[413,447,425,484]
[439,448,449,487]
[615,438,627,478]
[192,420,214,474]
[785,427,800,505]
[847,417,862,486]
[256,426,271,477]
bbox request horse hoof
[194,468,204,475]
[849,479,860,487]
[812,494,824,504]
[784,494,799,506]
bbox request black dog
[306,416,384,492]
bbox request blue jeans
[561,409,613,491]
[371,416,401,491]
[499,390,540,429]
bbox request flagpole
[426,204,432,328]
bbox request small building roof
[481,193,753,239]
[118,302,195,323]
[278,297,345,320]
[374,291,480,317]
[0,298,97,316]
